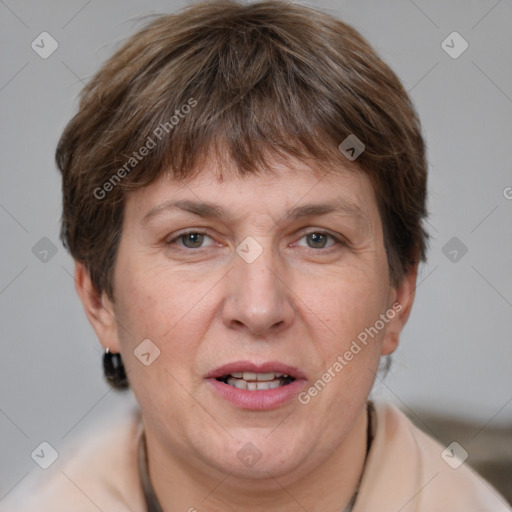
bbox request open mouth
[207,362,305,409]
[216,372,296,391]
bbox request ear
[74,261,121,353]
[381,263,419,356]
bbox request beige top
[2,400,510,511]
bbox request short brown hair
[56,0,428,301]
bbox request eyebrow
[140,197,368,227]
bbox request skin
[76,155,417,512]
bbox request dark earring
[103,349,129,390]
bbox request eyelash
[165,229,347,251]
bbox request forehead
[125,155,379,230]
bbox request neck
[144,404,369,512]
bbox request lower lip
[207,378,307,410]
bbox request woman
[4,0,510,510]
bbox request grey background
[1,0,511,500]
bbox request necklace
[138,401,375,512]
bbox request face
[78,156,415,483]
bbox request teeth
[233,372,288,381]
[251,372,275,381]
[227,378,247,390]
[221,371,294,391]
[225,377,288,391]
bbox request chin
[201,429,312,481]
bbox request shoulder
[354,400,511,512]
[1,408,146,512]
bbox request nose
[221,241,295,337]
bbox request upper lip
[205,360,306,380]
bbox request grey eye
[180,232,206,248]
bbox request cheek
[112,254,220,387]
[112,260,211,424]
[298,272,387,428]
[115,255,208,338]
[304,266,389,346]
